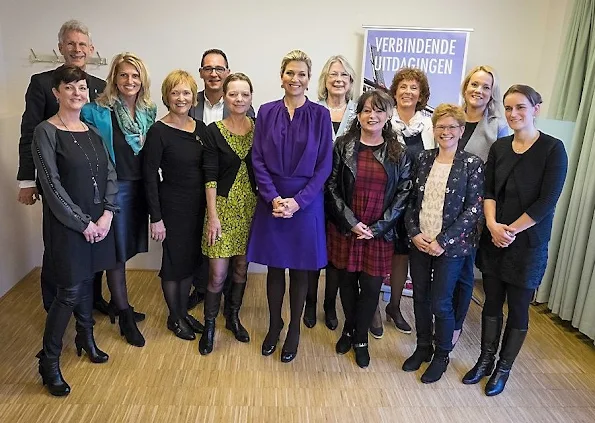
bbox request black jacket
[17,66,106,181]
[326,133,413,242]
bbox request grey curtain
[536,0,595,342]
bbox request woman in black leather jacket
[326,89,412,368]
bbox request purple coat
[246,98,333,270]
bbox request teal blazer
[81,103,116,163]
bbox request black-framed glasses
[435,125,462,132]
[200,66,227,74]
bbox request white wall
[0,0,572,292]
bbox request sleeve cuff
[205,181,217,189]
[18,180,37,189]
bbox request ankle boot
[421,353,450,383]
[198,291,221,355]
[75,325,109,363]
[118,307,146,347]
[485,327,527,396]
[39,354,70,397]
[402,345,434,372]
[462,315,502,384]
[225,282,250,343]
[108,302,145,324]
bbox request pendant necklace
[57,113,102,204]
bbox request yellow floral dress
[202,121,257,258]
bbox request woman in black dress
[144,70,208,341]
[32,65,118,396]
[463,85,568,396]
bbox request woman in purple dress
[247,50,333,363]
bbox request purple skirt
[246,175,327,270]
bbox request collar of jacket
[341,134,392,177]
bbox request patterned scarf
[391,109,427,146]
[112,97,157,155]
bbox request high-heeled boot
[74,324,109,363]
[462,315,502,384]
[485,327,527,396]
[118,307,146,347]
[199,291,221,355]
[107,302,145,324]
[225,282,250,342]
[38,352,70,397]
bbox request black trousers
[338,269,383,344]
[482,274,534,330]
[43,275,94,359]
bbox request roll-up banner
[361,26,472,112]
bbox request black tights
[306,262,339,309]
[482,274,534,330]
[208,255,248,293]
[265,267,309,352]
[105,262,129,311]
[338,270,383,344]
[161,276,193,321]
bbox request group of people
[17,20,568,398]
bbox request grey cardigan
[32,120,118,233]
[464,108,509,163]
[318,99,357,141]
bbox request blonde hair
[96,52,154,110]
[58,19,92,44]
[280,50,312,77]
[461,65,502,118]
[317,55,356,102]
[431,103,466,127]
[161,70,198,109]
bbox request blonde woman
[81,52,156,347]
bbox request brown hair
[223,72,253,94]
[389,67,430,111]
[503,84,543,106]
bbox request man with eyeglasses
[189,48,255,124]
[187,48,255,311]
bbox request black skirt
[113,180,149,263]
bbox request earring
[383,120,391,130]
[356,121,361,128]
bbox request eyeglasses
[200,66,228,74]
[328,72,351,80]
[434,125,462,132]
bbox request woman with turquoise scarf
[82,52,156,347]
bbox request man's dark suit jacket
[188,90,255,123]
[17,65,106,181]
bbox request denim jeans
[409,247,465,355]
[453,249,476,331]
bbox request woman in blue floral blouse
[403,103,485,383]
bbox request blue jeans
[409,247,465,355]
[453,250,476,331]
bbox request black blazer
[17,66,106,181]
[326,133,413,242]
[203,119,257,196]
[188,90,255,122]
[485,132,568,247]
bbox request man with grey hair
[17,19,107,313]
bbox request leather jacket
[326,133,413,242]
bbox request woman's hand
[351,222,374,240]
[83,221,101,243]
[412,233,432,252]
[487,221,516,248]
[427,240,445,257]
[272,197,300,218]
[207,214,222,247]
[151,220,166,242]
[94,211,113,242]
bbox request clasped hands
[83,211,113,244]
[487,221,516,248]
[272,197,300,218]
[412,234,445,256]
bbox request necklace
[57,113,102,205]
[512,132,539,154]
[328,102,347,112]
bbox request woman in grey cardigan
[452,65,508,347]
[303,55,357,331]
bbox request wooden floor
[0,270,594,423]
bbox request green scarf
[113,97,157,155]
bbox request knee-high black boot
[485,327,527,396]
[199,291,221,355]
[462,315,502,384]
[225,282,250,342]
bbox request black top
[143,120,208,222]
[111,110,142,181]
[18,66,106,181]
[459,121,479,150]
[403,133,424,163]
[332,121,341,134]
[203,119,257,197]
[485,133,568,247]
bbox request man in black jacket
[17,19,106,312]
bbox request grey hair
[317,55,356,101]
[58,20,92,44]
